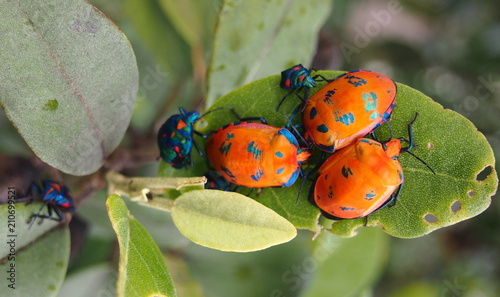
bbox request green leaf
[56,264,116,297]
[160,70,498,238]
[330,80,498,238]
[171,190,297,252]
[106,194,177,297]
[0,227,70,297]
[158,0,217,49]
[0,201,62,259]
[299,228,389,297]
[206,0,332,106]
[0,0,138,175]
[124,0,192,78]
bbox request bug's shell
[40,180,75,211]
[303,70,396,152]
[206,122,310,188]
[157,109,200,168]
[313,138,403,219]
[280,64,316,90]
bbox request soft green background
[1,0,499,297]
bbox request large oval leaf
[206,0,332,106]
[0,0,138,175]
[160,70,497,238]
[171,190,297,252]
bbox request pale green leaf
[0,201,61,259]
[106,195,176,297]
[171,190,297,252]
[0,227,70,297]
[300,228,389,297]
[0,0,138,175]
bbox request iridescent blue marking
[362,92,378,112]
[277,128,299,147]
[364,191,376,201]
[247,141,262,159]
[340,206,355,211]
[370,111,381,120]
[334,112,354,126]
[251,168,264,181]
[276,167,285,174]
[282,168,300,187]
[225,133,235,140]
[219,142,232,156]
[344,74,367,87]
[323,90,335,104]
[275,151,284,158]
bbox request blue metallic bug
[277,64,331,111]
[158,107,201,168]
[204,171,234,191]
[23,180,76,225]
[158,106,262,169]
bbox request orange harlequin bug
[302,70,397,152]
[310,114,434,219]
[206,122,311,188]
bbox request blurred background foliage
[1,0,499,296]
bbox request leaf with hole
[160,70,498,238]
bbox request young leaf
[300,228,389,297]
[206,0,332,106]
[160,70,497,238]
[0,0,138,175]
[106,195,177,297]
[171,190,297,252]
